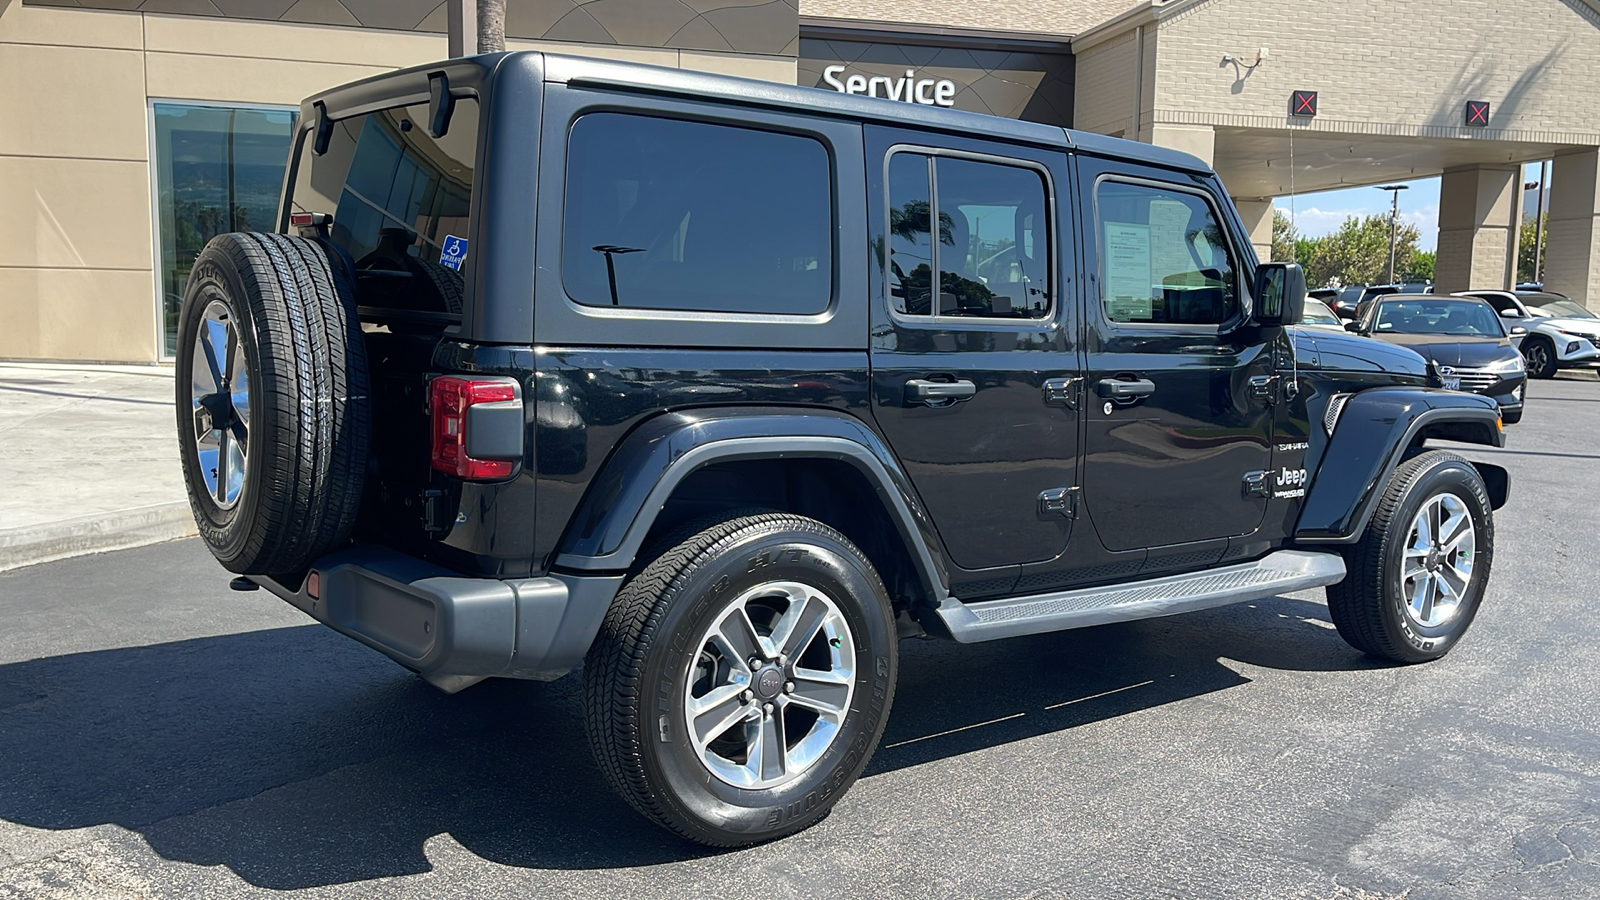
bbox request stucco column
[1435,164,1521,294]
[1148,123,1214,167]
[1233,199,1274,262]
[1544,148,1600,308]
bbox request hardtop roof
[303,50,1212,176]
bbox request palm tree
[478,0,505,52]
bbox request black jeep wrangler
[176,52,1510,847]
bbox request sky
[1273,162,1546,253]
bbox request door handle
[1095,378,1156,400]
[905,378,976,406]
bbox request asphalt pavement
[1,376,1598,899]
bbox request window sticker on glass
[1148,199,1197,285]
[440,235,468,271]
[1103,222,1152,322]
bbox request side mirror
[1344,321,1362,333]
[1499,309,1524,318]
[1252,262,1307,326]
[1510,325,1528,335]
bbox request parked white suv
[1457,290,1600,379]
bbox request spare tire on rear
[175,232,370,578]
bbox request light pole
[1375,184,1408,284]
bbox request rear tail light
[430,376,522,480]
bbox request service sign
[820,65,958,107]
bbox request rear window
[287,99,479,315]
[561,113,833,315]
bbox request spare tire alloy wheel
[190,299,251,510]
[585,512,897,846]
[175,232,369,578]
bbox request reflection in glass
[153,103,297,357]
[886,153,1050,320]
[563,113,832,315]
[888,153,938,315]
[935,157,1049,318]
[1096,182,1237,325]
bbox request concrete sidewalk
[0,362,195,571]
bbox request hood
[1305,329,1431,378]
[1542,316,1600,335]
[1371,332,1517,368]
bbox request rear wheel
[1326,451,1493,663]
[1522,336,1557,379]
[583,512,897,846]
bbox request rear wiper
[592,245,644,306]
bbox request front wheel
[1326,451,1494,663]
[583,512,898,846]
[1522,337,1558,379]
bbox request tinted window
[885,152,1051,320]
[1096,181,1237,325]
[1374,299,1505,336]
[1301,299,1340,325]
[563,113,832,315]
[887,153,935,315]
[1541,299,1595,318]
[289,99,479,315]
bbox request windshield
[1541,299,1596,319]
[1373,299,1505,337]
[1301,299,1340,325]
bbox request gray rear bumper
[256,546,622,692]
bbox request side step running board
[934,550,1346,644]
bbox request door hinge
[1038,486,1080,519]
[1042,376,1081,409]
[1242,470,1271,499]
[1250,374,1278,403]
[422,489,449,535]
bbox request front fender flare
[1295,388,1505,543]
[553,407,949,600]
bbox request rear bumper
[256,546,622,691]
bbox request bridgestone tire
[1326,450,1493,663]
[583,512,898,846]
[175,232,370,577]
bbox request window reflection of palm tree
[889,200,1002,315]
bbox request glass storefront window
[151,103,297,357]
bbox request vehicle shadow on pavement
[0,594,1374,888]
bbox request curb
[0,503,198,573]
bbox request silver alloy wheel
[1400,492,1475,628]
[683,580,856,790]
[190,298,250,510]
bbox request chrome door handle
[1095,378,1156,400]
[905,379,976,406]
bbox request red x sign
[1465,101,1490,126]
[1291,90,1318,117]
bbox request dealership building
[4,0,1600,363]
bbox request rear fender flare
[1296,388,1505,543]
[553,407,949,601]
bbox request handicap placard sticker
[439,235,468,271]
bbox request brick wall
[799,0,1132,37]
[1151,0,1600,145]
